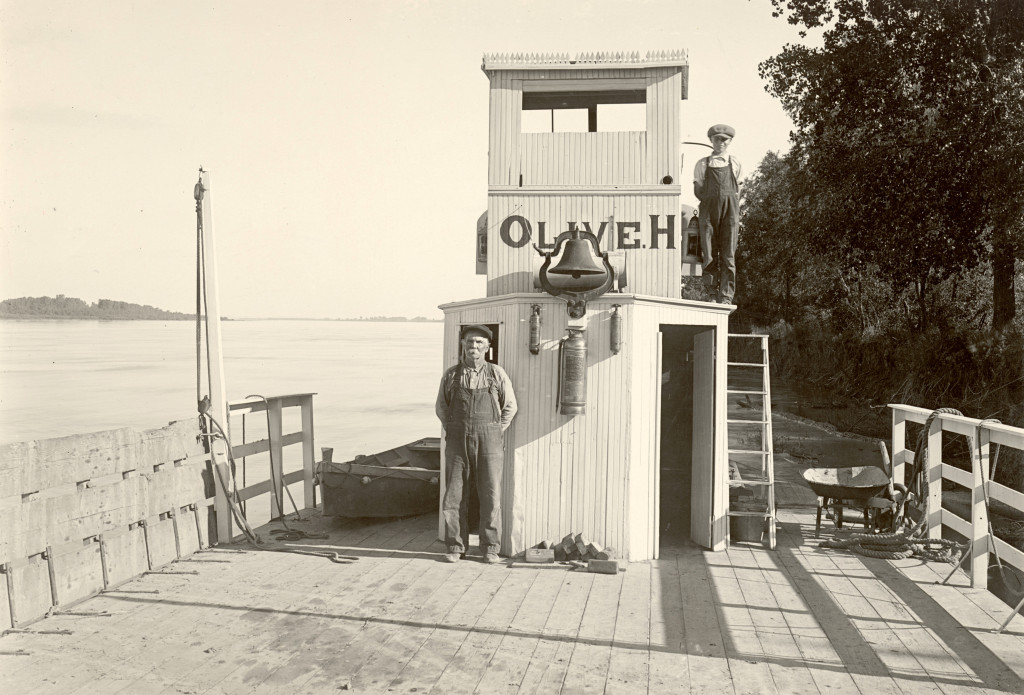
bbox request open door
[690,328,715,547]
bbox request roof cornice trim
[481,50,688,72]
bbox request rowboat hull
[321,437,441,518]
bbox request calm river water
[0,319,445,462]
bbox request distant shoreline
[0,315,442,322]
[0,296,441,322]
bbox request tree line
[0,295,194,320]
[735,1,1023,436]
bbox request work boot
[444,552,461,563]
[484,553,502,564]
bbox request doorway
[659,325,715,553]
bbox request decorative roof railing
[482,49,688,71]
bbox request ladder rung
[727,336,776,549]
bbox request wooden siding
[486,67,683,190]
[484,66,686,302]
[626,300,730,558]
[440,295,730,561]
[487,73,521,187]
[646,71,681,186]
[486,193,682,298]
[519,132,646,186]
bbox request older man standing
[435,325,517,563]
[694,123,742,304]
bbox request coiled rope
[819,407,967,562]
[906,407,964,539]
[821,531,964,562]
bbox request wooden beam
[199,171,232,545]
[301,395,316,510]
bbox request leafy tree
[761,0,1024,329]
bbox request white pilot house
[440,51,770,560]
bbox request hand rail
[889,404,1024,592]
[211,393,317,540]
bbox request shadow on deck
[2,510,1023,694]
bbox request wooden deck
[3,509,1024,694]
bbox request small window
[597,103,646,131]
[522,108,589,133]
[521,88,646,133]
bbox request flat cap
[460,324,492,341]
[707,123,736,139]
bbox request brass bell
[549,230,606,279]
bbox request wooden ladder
[725,334,777,549]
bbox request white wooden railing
[890,404,1024,590]
[218,393,318,541]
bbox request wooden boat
[320,437,441,518]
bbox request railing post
[301,395,316,510]
[199,170,233,546]
[891,407,906,487]
[927,416,943,539]
[268,399,285,520]
[970,426,990,589]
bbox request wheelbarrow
[801,465,897,538]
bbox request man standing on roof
[435,324,517,564]
[694,124,743,304]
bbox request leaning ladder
[725,334,777,549]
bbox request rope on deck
[820,531,964,562]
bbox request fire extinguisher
[558,329,587,415]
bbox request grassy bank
[750,317,1024,493]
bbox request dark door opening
[659,326,696,547]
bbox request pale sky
[1,0,815,319]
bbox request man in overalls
[693,123,743,304]
[435,324,517,563]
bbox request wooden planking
[473,566,572,692]
[430,569,541,693]
[0,420,215,628]
[0,459,208,563]
[647,557,689,693]
[729,545,820,694]
[0,419,203,499]
[561,565,625,691]
[384,565,509,692]
[605,561,653,693]
[748,543,862,695]
[8,509,1024,693]
[515,570,596,692]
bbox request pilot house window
[521,88,646,133]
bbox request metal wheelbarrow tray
[801,466,892,537]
